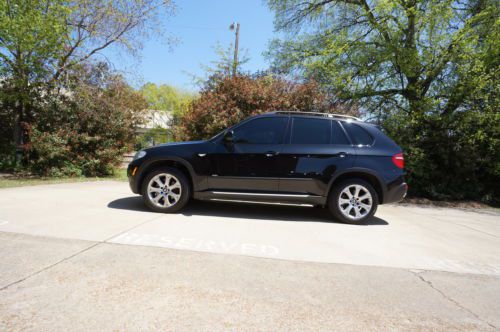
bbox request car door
[207,116,289,192]
[277,117,355,196]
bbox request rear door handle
[339,152,347,158]
[265,151,278,157]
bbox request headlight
[133,150,147,160]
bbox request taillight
[392,153,405,169]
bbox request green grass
[0,168,128,189]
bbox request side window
[290,118,331,144]
[342,122,374,146]
[331,121,350,145]
[232,117,287,144]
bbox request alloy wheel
[147,173,182,208]
[338,184,373,221]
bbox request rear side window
[290,118,331,144]
[332,121,350,145]
[342,122,374,146]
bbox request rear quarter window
[332,121,350,145]
[342,122,374,146]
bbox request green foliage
[139,83,195,118]
[202,42,250,78]
[27,63,147,177]
[0,0,69,79]
[0,0,174,170]
[267,0,500,204]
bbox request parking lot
[1,181,499,330]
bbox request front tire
[141,167,190,213]
[328,179,378,224]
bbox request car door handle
[198,153,206,157]
[339,152,347,158]
[265,151,278,157]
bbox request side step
[193,191,326,205]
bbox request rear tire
[328,179,378,224]
[141,167,190,213]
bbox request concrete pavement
[1,232,499,331]
[0,181,499,275]
[0,181,499,330]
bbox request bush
[384,108,499,206]
[26,63,146,177]
[175,74,357,141]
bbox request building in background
[136,110,172,146]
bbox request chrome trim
[211,191,311,198]
[273,111,362,122]
[210,199,314,207]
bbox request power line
[168,25,228,31]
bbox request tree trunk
[13,101,24,164]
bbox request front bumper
[127,163,140,194]
[384,182,408,204]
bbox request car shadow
[107,196,388,226]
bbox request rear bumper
[384,182,408,204]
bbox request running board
[193,191,326,205]
[211,191,311,198]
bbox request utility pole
[229,22,240,77]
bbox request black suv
[128,112,407,223]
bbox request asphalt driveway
[0,181,499,330]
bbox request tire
[328,179,378,224]
[141,167,191,213]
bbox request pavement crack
[0,242,100,292]
[410,270,497,329]
[0,215,162,292]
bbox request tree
[0,0,174,161]
[139,83,195,119]
[267,0,499,203]
[175,74,357,141]
[267,0,497,115]
[189,42,250,87]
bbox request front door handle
[198,153,207,157]
[339,152,347,158]
[265,151,278,157]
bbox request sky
[106,0,277,91]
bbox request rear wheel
[328,179,378,224]
[141,167,190,213]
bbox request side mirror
[223,130,234,143]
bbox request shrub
[175,74,357,141]
[383,107,499,205]
[26,63,146,177]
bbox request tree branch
[340,88,403,99]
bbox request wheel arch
[328,168,385,203]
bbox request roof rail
[273,111,362,121]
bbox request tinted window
[232,117,287,144]
[332,121,350,145]
[290,118,331,144]
[342,122,374,146]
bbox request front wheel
[328,179,378,224]
[141,167,190,213]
